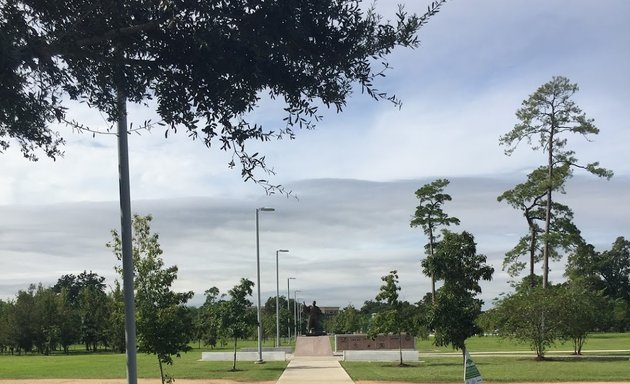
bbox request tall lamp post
[287,277,295,342]
[294,289,301,338]
[275,249,289,347]
[256,207,275,363]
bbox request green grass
[342,356,630,382]
[416,332,630,354]
[1,333,628,382]
[0,346,287,381]
[343,332,630,382]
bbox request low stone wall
[334,334,415,351]
[200,351,286,361]
[343,350,419,362]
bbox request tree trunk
[543,121,555,289]
[398,332,403,366]
[158,356,165,384]
[232,336,238,371]
[429,228,436,304]
[526,215,537,288]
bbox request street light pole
[275,249,289,347]
[287,277,295,342]
[294,290,301,338]
[256,207,275,364]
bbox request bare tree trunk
[429,228,436,304]
[527,216,537,288]
[158,356,165,384]
[399,332,403,366]
[543,128,555,289]
[232,336,238,371]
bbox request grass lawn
[1,333,628,382]
[0,345,287,381]
[415,332,630,354]
[343,332,630,382]
[342,356,630,382]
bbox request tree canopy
[1,0,445,185]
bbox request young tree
[108,214,194,384]
[218,278,257,372]
[427,231,493,362]
[106,281,126,354]
[331,305,363,335]
[500,76,613,288]
[368,270,424,366]
[410,179,460,303]
[199,287,223,349]
[557,282,608,355]
[493,284,564,360]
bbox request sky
[1,0,629,309]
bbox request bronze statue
[303,300,325,336]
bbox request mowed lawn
[344,332,630,382]
[0,333,628,382]
[0,341,287,381]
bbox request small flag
[464,349,483,384]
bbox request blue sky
[1,0,629,307]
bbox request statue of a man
[303,300,324,335]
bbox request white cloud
[1,0,629,310]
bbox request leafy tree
[52,271,109,351]
[500,76,613,287]
[12,285,38,354]
[556,282,608,355]
[566,237,630,331]
[106,281,126,353]
[198,287,224,349]
[360,300,389,316]
[427,230,493,362]
[109,214,194,384]
[498,165,583,284]
[218,278,257,372]
[566,237,630,303]
[492,284,564,360]
[411,179,460,302]
[31,285,60,355]
[331,304,364,334]
[368,270,424,366]
[56,288,81,354]
[1,0,445,184]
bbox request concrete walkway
[275,356,354,384]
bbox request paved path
[275,356,354,384]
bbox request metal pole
[294,290,301,338]
[117,89,137,384]
[255,207,274,363]
[287,277,294,342]
[255,209,263,363]
[275,250,288,347]
[275,251,279,347]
